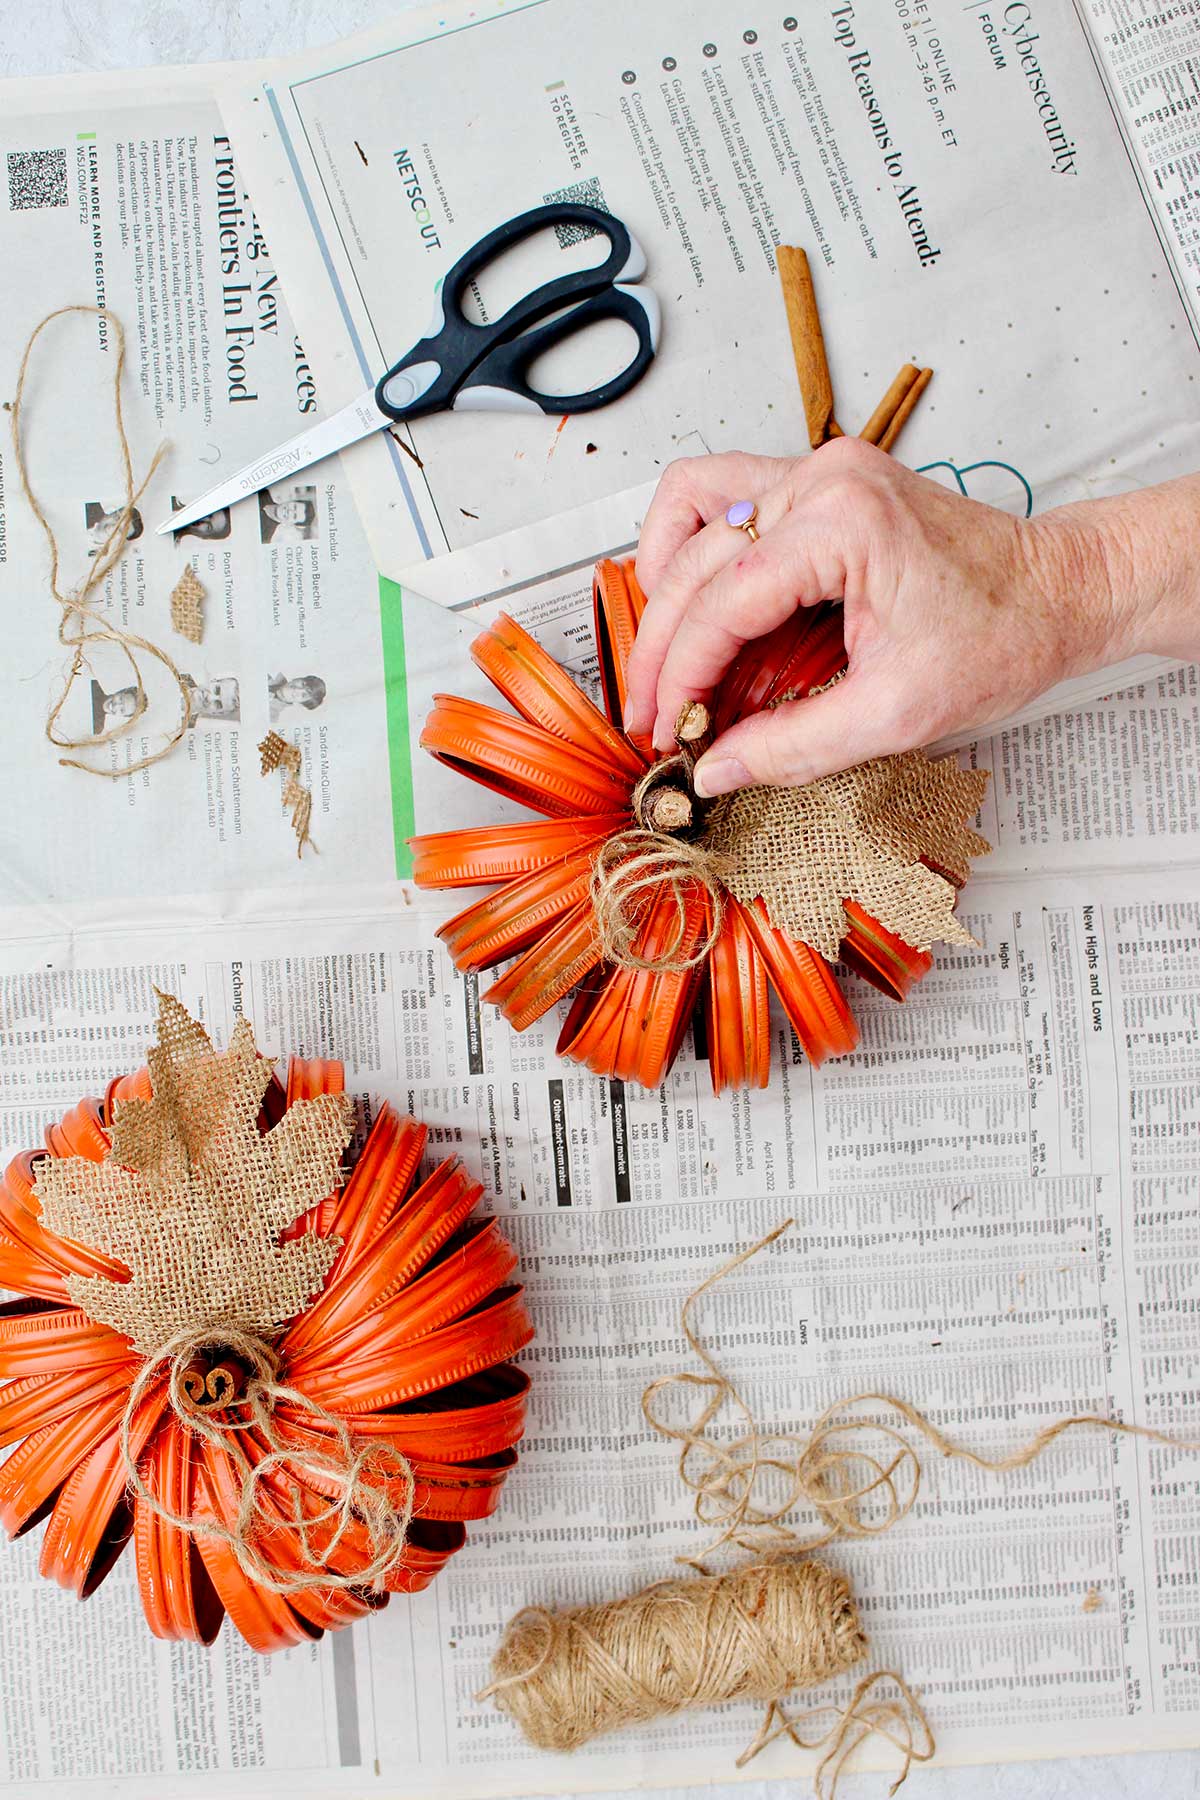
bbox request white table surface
[1,3,1196,1796]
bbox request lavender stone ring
[725,499,760,542]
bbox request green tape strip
[378,574,415,878]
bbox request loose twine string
[10,306,192,777]
[119,1323,415,1597]
[482,1219,1200,1797]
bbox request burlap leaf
[36,992,350,1356]
[704,751,990,960]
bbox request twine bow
[121,1325,415,1597]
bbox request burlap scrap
[36,992,350,1356]
[703,752,990,960]
[259,730,300,777]
[169,566,206,644]
[258,731,315,857]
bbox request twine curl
[591,823,729,973]
[119,1323,415,1597]
[11,305,192,777]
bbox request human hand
[624,438,1133,795]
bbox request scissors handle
[453,284,660,416]
[375,203,651,421]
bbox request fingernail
[693,756,752,799]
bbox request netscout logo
[393,150,442,250]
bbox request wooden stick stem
[631,702,715,837]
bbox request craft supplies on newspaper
[0,994,533,1651]
[165,203,660,536]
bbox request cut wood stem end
[674,700,713,748]
[643,787,695,833]
[674,700,715,798]
[631,702,715,836]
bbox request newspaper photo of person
[90,682,141,729]
[90,676,240,730]
[84,502,143,558]
[181,674,240,724]
[169,497,232,542]
[257,484,319,544]
[268,672,326,721]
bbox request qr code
[542,176,609,248]
[7,148,68,211]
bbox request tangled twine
[641,1222,921,1565]
[742,1668,935,1800]
[644,1220,1200,1570]
[10,306,192,777]
[484,1218,1200,1796]
[119,1324,415,1597]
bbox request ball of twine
[482,1558,866,1751]
[482,1555,867,1749]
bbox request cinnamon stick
[878,367,933,453]
[860,364,921,446]
[776,246,841,448]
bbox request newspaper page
[224,0,1200,570]
[2,13,1200,1800]
[3,495,1200,1794]
[0,65,399,906]
[1079,0,1200,328]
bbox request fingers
[634,451,794,594]
[628,486,799,745]
[648,475,877,747]
[625,452,795,736]
[692,667,913,795]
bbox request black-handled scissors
[160,203,660,534]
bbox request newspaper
[4,495,1200,1794]
[2,3,1200,1798]
[0,65,399,906]
[223,0,1200,569]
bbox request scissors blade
[156,389,392,534]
